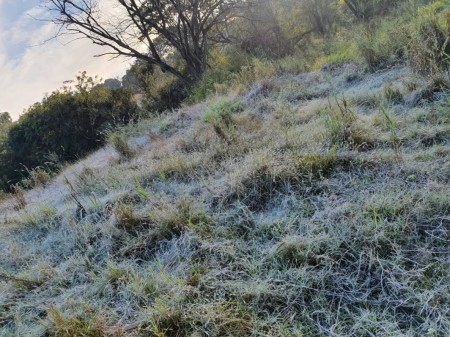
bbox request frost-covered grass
[1,64,449,337]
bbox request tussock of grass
[348,91,382,108]
[274,234,333,267]
[47,306,109,337]
[202,98,243,144]
[147,197,211,237]
[383,82,404,104]
[110,133,134,160]
[20,166,52,189]
[113,203,143,229]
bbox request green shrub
[202,99,243,143]
[323,98,357,146]
[202,99,243,124]
[355,17,409,70]
[188,48,249,102]
[2,73,137,189]
[312,32,361,69]
[20,166,52,189]
[407,12,450,75]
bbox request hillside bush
[1,74,138,189]
[408,8,450,74]
[355,16,410,70]
[188,48,250,103]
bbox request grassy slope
[0,63,449,336]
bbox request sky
[0,0,131,120]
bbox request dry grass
[0,64,449,337]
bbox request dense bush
[355,17,410,70]
[0,75,138,189]
[122,60,189,114]
[408,3,450,74]
[188,47,250,102]
[353,0,450,72]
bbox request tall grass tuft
[110,133,134,160]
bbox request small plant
[323,96,357,146]
[348,91,382,108]
[20,166,52,189]
[185,263,206,287]
[145,301,188,337]
[110,133,134,160]
[11,184,27,210]
[295,149,337,178]
[104,262,130,286]
[63,176,87,218]
[87,192,102,213]
[76,166,97,190]
[133,177,149,200]
[158,118,170,133]
[380,106,401,161]
[274,235,330,267]
[383,83,403,104]
[202,99,243,144]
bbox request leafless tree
[46,0,243,83]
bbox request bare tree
[47,0,243,83]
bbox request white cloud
[0,3,131,119]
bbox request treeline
[1,0,448,192]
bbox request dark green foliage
[146,79,189,113]
[0,112,13,190]
[103,78,122,90]
[122,60,188,113]
[0,76,138,190]
[0,112,12,144]
[121,61,155,94]
[8,88,136,166]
